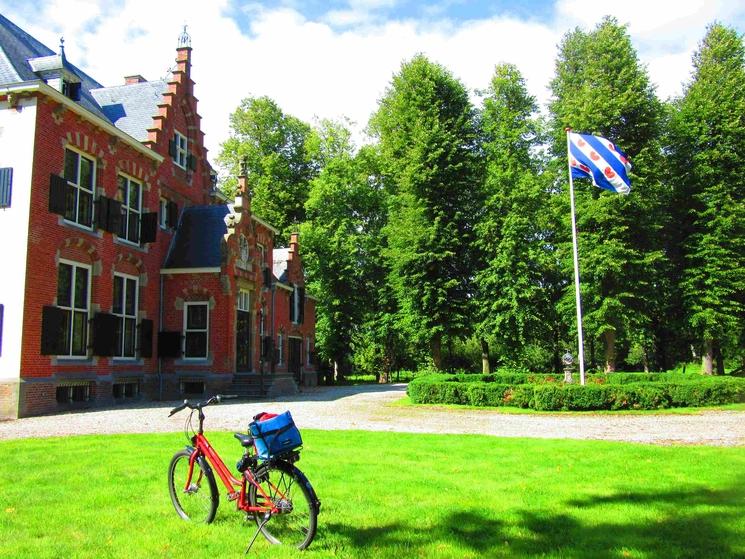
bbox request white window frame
[237,290,250,311]
[113,273,138,359]
[118,174,142,244]
[57,259,92,358]
[183,302,209,359]
[63,147,96,229]
[292,286,301,324]
[306,337,312,366]
[159,197,168,229]
[277,332,284,365]
[174,130,188,170]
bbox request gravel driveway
[1,384,744,446]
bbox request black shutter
[168,139,177,158]
[0,168,12,209]
[158,331,182,358]
[167,201,179,228]
[261,336,273,359]
[96,196,109,230]
[289,285,296,323]
[49,174,68,215]
[263,267,272,288]
[187,154,197,171]
[299,286,305,324]
[139,319,153,358]
[91,313,118,356]
[40,305,66,355]
[140,212,158,243]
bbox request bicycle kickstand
[245,512,271,555]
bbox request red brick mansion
[0,15,316,418]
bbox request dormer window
[62,80,81,101]
[171,131,188,169]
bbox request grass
[1,431,744,558]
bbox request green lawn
[1,431,744,558]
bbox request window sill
[58,218,102,238]
[113,237,148,252]
[112,358,144,366]
[175,357,213,366]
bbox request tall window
[57,261,90,356]
[63,149,95,227]
[184,302,208,359]
[306,336,312,366]
[277,332,284,365]
[173,131,188,169]
[118,175,141,243]
[113,274,138,358]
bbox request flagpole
[565,128,586,385]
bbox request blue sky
[2,0,745,164]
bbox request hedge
[406,373,745,411]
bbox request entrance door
[288,337,302,383]
[236,310,252,371]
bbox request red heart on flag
[578,139,586,147]
[579,164,590,173]
[604,167,616,179]
[590,151,600,161]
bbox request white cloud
[3,0,745,166]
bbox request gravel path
[1,384,744,446]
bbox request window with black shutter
[289,285,296,323]
[0,168,12,209]
[158,331,182,358]
[187,153,197,171]
[140,212,158,243]
[298,286,305,324]
[139,319,153,358]
[40,305,67,355]
[95,196,122,233]
[92,313,118,356]
[49,174,68,215]
[167,201,179,228]
[263,268,272,288]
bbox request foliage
[369,54,482,369]
[667,23,745,373]
[407,372,745,410]
[218,96,318,241]
[548,17,667,372]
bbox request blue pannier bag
[250,411,302,460]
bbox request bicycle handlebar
[168,394,238,417]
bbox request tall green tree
[548,17,667,372]
[300,122,387,379]
[475,63,563,373]
[369,54,482,369]
[218,96,317,242]
[667,23,745,374]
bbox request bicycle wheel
[168,449,219,523]
[248,460,318,549]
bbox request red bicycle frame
[184,431,285,515]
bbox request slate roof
[91,80,168,142]
[163,205,230,269]
[0,14,163,142]
[273,248,290,283]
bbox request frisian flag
[568,132,631,194]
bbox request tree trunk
[642,347,650,373]
[431,334,442,371]
[702,339,714,375]
[604,330,616,373]
[714,339,725,375]
[589,337,597,370]
[480,338,491,374]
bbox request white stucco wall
[0,97,37,381]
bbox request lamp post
[562,351,574,384]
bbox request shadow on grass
[321,481,745,558]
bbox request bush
[407,373,745,411]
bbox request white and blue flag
[568,132,631,194]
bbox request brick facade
[0,23,316,418]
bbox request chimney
[234,174,250,214]
[288,232,299,261]
[124,75,147,85]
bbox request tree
[548,17,667,372]
[218,96,317,242]
[667,23,745,374]
[369,54,482,369]
[300,122,387,379]
[474,63,564,373]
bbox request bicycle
[167,395,321,552]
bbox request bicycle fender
[289,463,321,514]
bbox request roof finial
[59,36,66,58]
[177,24,191,48]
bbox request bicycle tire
[247,460,318,549]
[168,449,219,523]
